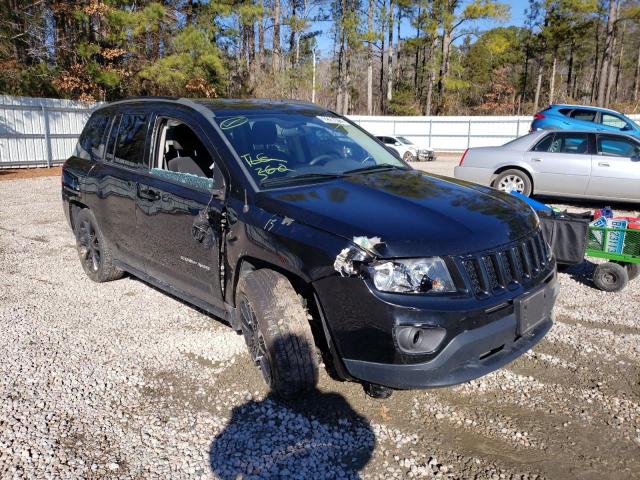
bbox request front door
[134,112,226,306]
[587,134,640,201]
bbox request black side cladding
[539,211,591,265]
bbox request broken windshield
[213,112,407,188]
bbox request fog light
[395,326,446,354]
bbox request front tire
[74,209,124,283]
[237,269,319,398]
[593,262,628,292]
[493,169,532,196]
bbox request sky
[312,0,530,57]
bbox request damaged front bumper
[343,310,552,389]
[314,271,558,390]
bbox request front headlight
[368,257,456,293]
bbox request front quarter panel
[224,195,350,304]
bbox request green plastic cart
[586,226,640,292]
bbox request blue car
[530,104,640,138]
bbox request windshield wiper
[260,172,344,188]
[342,164,409,175]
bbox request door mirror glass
[394,142,402,146]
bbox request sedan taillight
[459,148,469,166]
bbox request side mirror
[621,124,632,131]
[394,142,402,146]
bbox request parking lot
[1,158,639,479]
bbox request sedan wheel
[493,169,532,196]
[403,151,416,162]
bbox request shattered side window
[150,168,214,190]
[149,117,222,192]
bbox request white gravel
[1,174,639,480]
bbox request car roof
[94,96,329,117]
[547,104,624,115]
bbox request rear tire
[593,262,628,292]
[493,169,532,196]
[237,269,319,398]
[74,209,124,283]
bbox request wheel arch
[230,255,314,309]
[231,255,350,381]
[68,200,89,231]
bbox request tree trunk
[436,27,451,114]
[549,53,557,104]
[533,60,544,114]
[597,0,618,107]
[590,21,600,103]
[335,0,347,113]
[613,22,625,102]
[633,41,640,102]
[366,0,374,115]
[289,1,297,67]
[395,5,401,83]
[272,0,281,72]
[413,7,421,92]
[343,45,351,114]
[566,42,574,100]
[379,0,387,113]
[385,0,395,111]
[258,0,265,69]
[605,22,618,106]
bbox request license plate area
[515,285,551,336]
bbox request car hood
[255,169,539,257]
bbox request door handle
[598,162,610,167]
[137,185,161,201]
[532,158,543,162]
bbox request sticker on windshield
[316,116,349,126]
[219,116,248,130]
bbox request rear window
[570,109,596,122]
[77,113,111,161]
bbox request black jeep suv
[62,98,558,398]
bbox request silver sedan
[454,130,640,203]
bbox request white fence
[350,113,640,151]
[0,96,97,168]
[2,95,640,168]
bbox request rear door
[133,109,227,306]
[523,132,592,196]
[87,110,152,267]
[568,108,598,129]
[586,134,640,201]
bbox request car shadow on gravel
[561,260,597,288]
[209,387,375,479]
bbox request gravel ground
[1,172,639,480]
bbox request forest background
[2,0,640,116]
